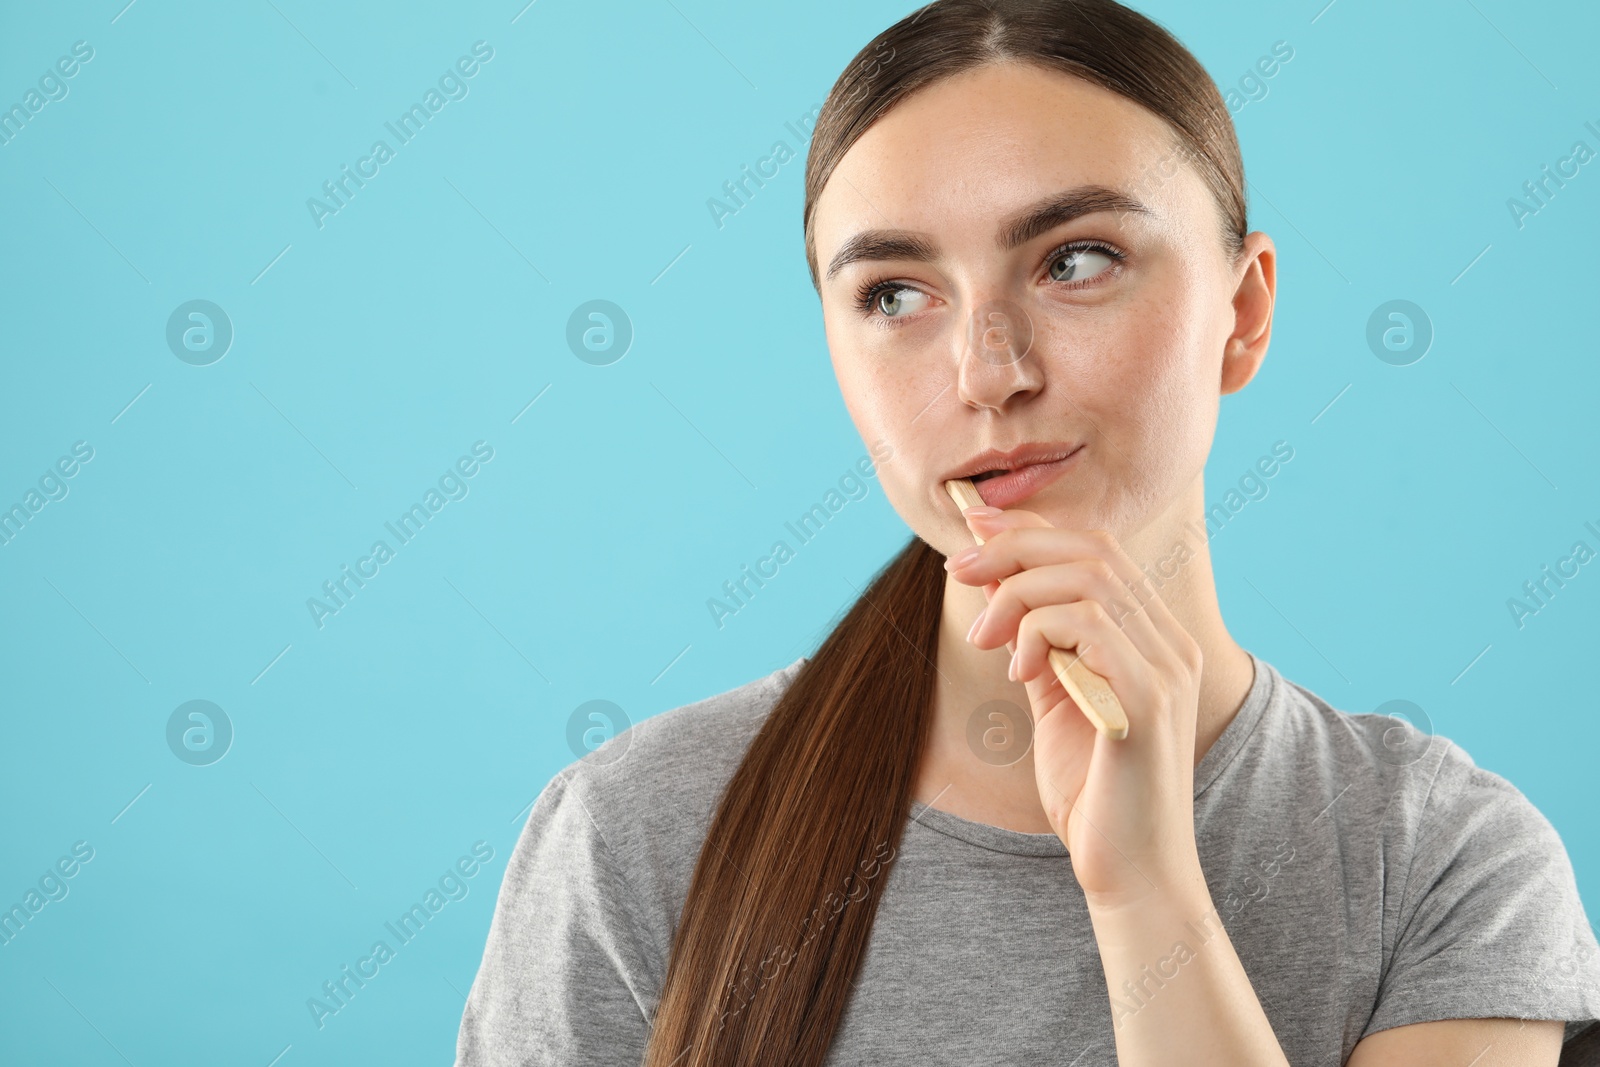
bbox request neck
[915,478,1256,832]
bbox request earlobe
[1219,334,1263,396]
[1221,338,1265,394]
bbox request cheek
[822,322,948,514]
[1042,303,1174,411]
[1127,289,1223,467]
[1139,311,1207,421]
[825,321,887,434]
[1044,287,1213,458]
[825,312,943,440]
[843,373,936,510]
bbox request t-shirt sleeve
[1362,738,1600,1046]
[455,766,663,1066]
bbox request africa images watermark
[1111,839,1296,1029]
[0,440,95,549]
[705,102,820,230]
[306,441,495,629]
[706,438,895,630]
[0,39,95,148]
[1505,516,1600,630]
[305,841,495,1030]
[714,838,897,1030]
[306,41,495,230]
[0,840,96,949]
[704,35,899,231]
[1103,441,1297,631]
[1117,36,1292,227]
[1507,117,1600,231]
[1221,40,1294,115]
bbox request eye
[849,239,1125,325]
[853,281,933,320]
[1045,241,1123,286]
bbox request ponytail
[642,536,944,1064]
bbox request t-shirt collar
[905,650,1277,857]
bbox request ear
[1220,231,1277,397]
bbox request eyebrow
[823,184,1154,282]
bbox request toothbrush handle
[1048,647,1129,740]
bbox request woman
[456,1,1600,1063]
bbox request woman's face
[811,61,1270,558]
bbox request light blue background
[2,0,1597,1063]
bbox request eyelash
[850,239,1127,321]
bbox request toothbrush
[944,477,1130,740]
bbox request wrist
[1082,854,1211,919]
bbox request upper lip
[942,441,1083,483]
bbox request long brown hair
[643,2,1248,1062]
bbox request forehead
[814,61,1197,260]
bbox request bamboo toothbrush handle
[944,478,1130,741]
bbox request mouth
[944,443,1084,510]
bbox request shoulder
[1264,674,1600,1044]
[571,655,807,823]
[1214,658,1570,888]
[1244,660,1575,913]
[1271,666,1550,834]
[460,662,806,1061]
[531,655,808,904]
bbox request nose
[954,297,1044,413]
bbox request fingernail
[966,607,986,643]
[1008,648,1019,681]
[944,546,981,571]
[964,506,1002,519]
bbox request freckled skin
[812,60,1268,560]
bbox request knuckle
[1043,797,1074,830]
[1016,611,1041,648]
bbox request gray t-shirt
[455,651,1600,1065]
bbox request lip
[943,442,1084,510]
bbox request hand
[945,506,1207,905]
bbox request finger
[957,508,1050,552]
[967,558,1168,669]
[953,524,1130,584]
[1012,600,1162,726]
[957,509,1198,677]
[955,525,1192,674]
[980,580,1018,658]
[954,530,1170,666]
